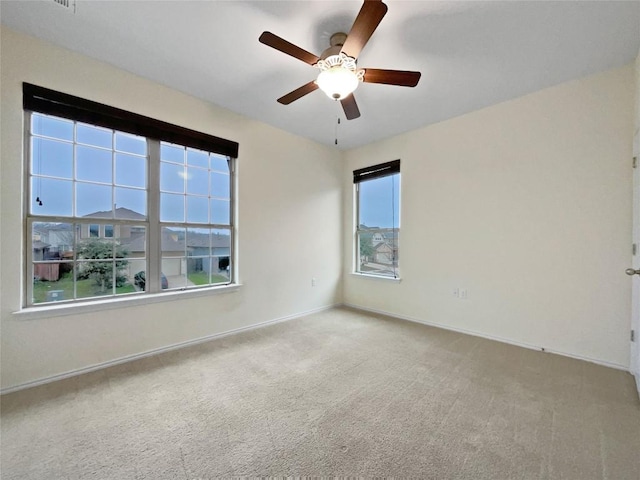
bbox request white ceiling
[1,1,639,149]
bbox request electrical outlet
[311,277,317,287]
[460,288,468,299]
[453,288,459,298]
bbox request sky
[359,174,400,229]
[32,112,398,230]
[30,113,230,224]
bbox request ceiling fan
[258,0,421,120]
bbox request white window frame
[353,160,401,279]
[22,85,238,308]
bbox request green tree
[359,235,374,261]
[77,239,129,292]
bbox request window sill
[13,283,242,320]
[350,272,402,283]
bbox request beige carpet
[1,307,639,479]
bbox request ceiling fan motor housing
[320,32,348,60]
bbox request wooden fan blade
[277,81,319,105]
[340,1,388,59]
[340,94,361,120]
[362,68,422,87]
[259,31,320,66]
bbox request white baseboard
[344,303,630,372]
[0,303,339,395]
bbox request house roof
[83,207,146,221]
[120,230,230,253]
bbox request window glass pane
[31,138,73,179]
[357,173,400,277]
[104,225,114,238]
[161,163,185,193]
[75,261,114,298]
[161,227,185,253]
[187,148,208,168]
[212,229,231,258]
[76,183,112,218]
[186,228,210,286]
[115,132,146,155]
[186,196,209,223]
[358,175,400,228]
[160,193,185,222]
[77,124,112,148]
[211,199,230,225]
[161,143,184,164]
[210,172,230,199]
[357,229,399,277]
[118,225,146,256]
[187,228,210,256]
[115,188,147,218]
[32,262,74,304]
[162,226,186,289]
[32,113,73,141]
[212,257,231,283]
[120,225,146,292]
[31,177,73,216]
[76,145,112,183]
[212,228,232,283]
[75,231,137,298]
[89,224,99,238]
[187,167,209,195]
[115,153,146,188]
[210,154,228,172]
[32,222,74,261]
[186,258,208,285]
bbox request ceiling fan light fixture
[317,67,359,100]
[315,53,364,100]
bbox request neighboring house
[32,223,74,281]
[33,223,74,259]
[371,232,386,246]
[32,240,51,262]
[373,241,395,265]
[33,207,232,281]
[359,225,399,266]
[80,207,146,241]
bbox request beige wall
[632,50,640,381]
[343,65,635,368]
[1,25,636,391]
[0,27,343,390]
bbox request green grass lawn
[34,270,228,303]
[33,273,136,303]
[188,271,229,286]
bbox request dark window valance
[353,159,400,184]
[23,83,239,158]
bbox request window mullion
[354,182,360,273]
[24,113,33,307]
[147,139,161,293]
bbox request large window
[354,160,400,278]
[24,84,238,306]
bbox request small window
[89,224,100,238]
[104,225,114,238]
[354,160,400,278]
